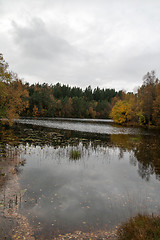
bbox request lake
[0,118,160,239]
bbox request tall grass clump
[118,214,160,240]
[69,149,81,160]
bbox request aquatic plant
[69,149,81,160]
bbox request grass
[117,214,160,240]
[69,149,81,160]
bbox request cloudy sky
[0,0,160,91]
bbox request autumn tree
[0,54,28,123]
[110,71,160,126]
[152,81,160,125]
[0,54,10,117]
[61,97,73,117]
[110,100,133,124]
[6,79,29,122]
[0,81,7,117]
[32,105,39,118]
[136,71,156,125]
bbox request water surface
[1,118,160,239]
[15,118,148,135]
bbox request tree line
[24,82,124,118]
[0,54,123,121]
[110,71,160,126]
[0,53,160,126]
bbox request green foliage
[2,53,160,125]
[0,54,121,119]
[137,110,146,125]
[118,214,160,240]
[69,149,81,160]
[24,81,119,118]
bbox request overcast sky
[0,0,160,91]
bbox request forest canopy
[110,71,160,126]
[0,53,160,126]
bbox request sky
[0,0,160,92]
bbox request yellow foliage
[33,105,39,118]
[0,54,29,123]
[6,80,29,121]
[110,100,132,124]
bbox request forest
[0,53,160,126]
[110,71,160,126]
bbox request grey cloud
[11,18,75,61]
[1,0,160,91]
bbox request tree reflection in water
[0,123,160,238]
[110,134,160,181]
[1,125,160,185]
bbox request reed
[117,214,160,240]
[69,149,81,160]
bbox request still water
[15,117,148,135]
[0,118,160,239]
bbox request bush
[118,214,160,240]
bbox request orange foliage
[33,105,39,118]
[88,107,96,119]
[6,80,29,122]
[0,54,29,123]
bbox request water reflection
[0,123,160,238]
[111,135,160,181]
[0,128,25,185]
[15,118,145,135]
[0,127,28,239]
[1,124,160,185]
[18,143,160,238]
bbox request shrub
[118,214,160,240]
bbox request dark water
[1,118,160,239]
